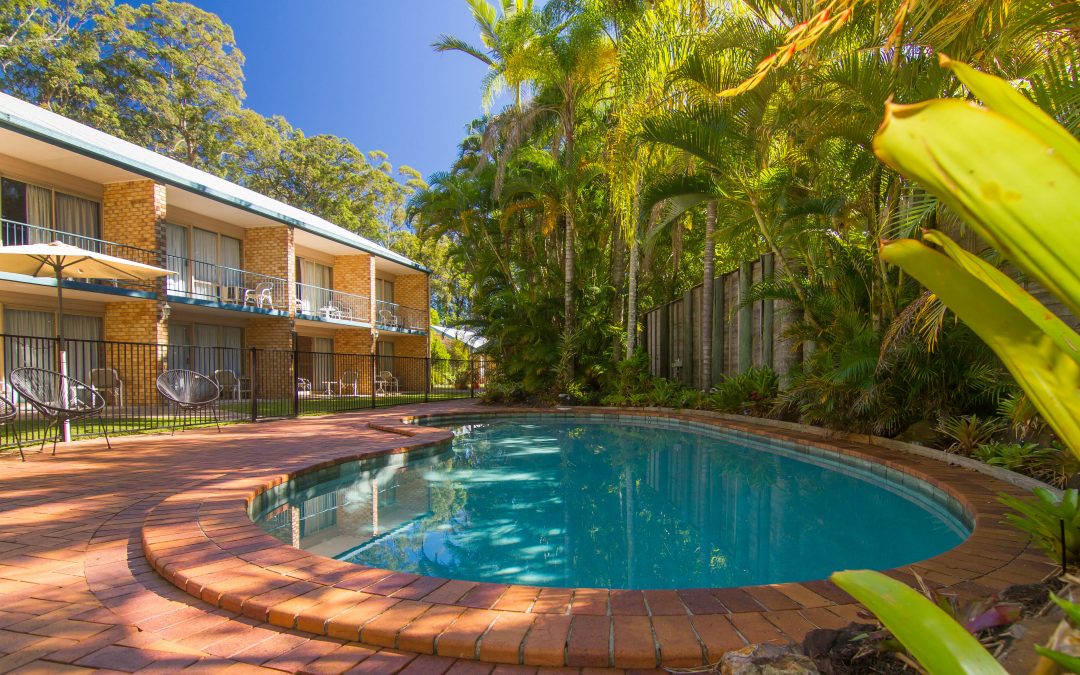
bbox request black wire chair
[156,370,222,434]
[9,367,111,456]
[1,395,24,461]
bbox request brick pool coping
[140,405,1058,670]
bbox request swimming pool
[249,415,969,589]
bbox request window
[167,322,244,375]
[376,340,394,374]
[0,178,100,246]
[166,224,189,294]
[312,336,334,388]
[164,224,243,300]
[2,309,102,382]
[375,278,394,304]
[296,259,333,314]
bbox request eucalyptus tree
[94,0,247,168]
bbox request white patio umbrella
[0,241,174,440]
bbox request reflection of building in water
[642,442,783,583]
[261,456,435,559]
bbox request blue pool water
[250,417,968,589]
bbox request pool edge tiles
[140,403,1053,669]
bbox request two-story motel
[0,92,430,398]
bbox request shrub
[974,441,1058,472]
[935,414,1006,455]
[706,367,780,416]
[481,377,526,404]
[999,488,1080,566]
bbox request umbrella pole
[55,265,71,443]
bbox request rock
[895,419,941,445]
[719,643,819,675]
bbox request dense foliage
[415,0,1078,441]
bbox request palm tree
[433,0,540,111]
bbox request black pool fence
[0,333,489,450]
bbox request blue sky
[180,0,491,183]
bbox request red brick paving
[0,402,1056,672]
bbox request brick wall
[246,316,294,398]
[102,181,167,254]
[102,181,168,404]
[104,302,166,405]
[335,328,375,394]
[395,273,430,331]
[243,226,295,313]
[333,254,375,325]
[381,334,428,393]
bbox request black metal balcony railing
[166,254,289,310]
[295,283,372,323]
[1,219,159,290]
[376,300,427,332]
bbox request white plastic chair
[244,282,275,309]
[90,368,123,407]
[213,370,241,400]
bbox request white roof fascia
[0,93,429,273]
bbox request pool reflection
[251,419,967,589]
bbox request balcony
[166,254,289,313]
[0,219,158,295]
[375,300,427,333]
[295,283,371,324]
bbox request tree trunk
[700,200,716,390]
[563,211,575,381]
[611,224,626,356]
[626,236,640,358]
[626,204,659,358]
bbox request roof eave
[0,110,430,274]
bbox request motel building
[0,92,431,403]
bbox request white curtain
[192,229,218,295]
[54,192,101,243]
[2,309,101,382]
[300,260,333,312]
[221,326,243,375]
[220,235,242,290]
[61,314,102,381]
[26,185,52,242]
[313,337,333,388]
[166,224,189,294]
[167,323,191,372]
[193,324,218,375]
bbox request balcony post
[292,345,300,418]
[249,347,258,422]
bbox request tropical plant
[707,367,779,416]
[997,392,1047,444]
[973,441,1063,479]
[936,415,1007,456]
[999,488,1080,567]
[877,57,1080,460]
[831,569,1009,675]
[1035,592,1080,672]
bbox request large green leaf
[881,236,1080,455]
[873,69,1080,317]
[832,570,1007,675]
[921,231,1080,363]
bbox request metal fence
[0,333,488,451]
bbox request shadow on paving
[0,401,520,674]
